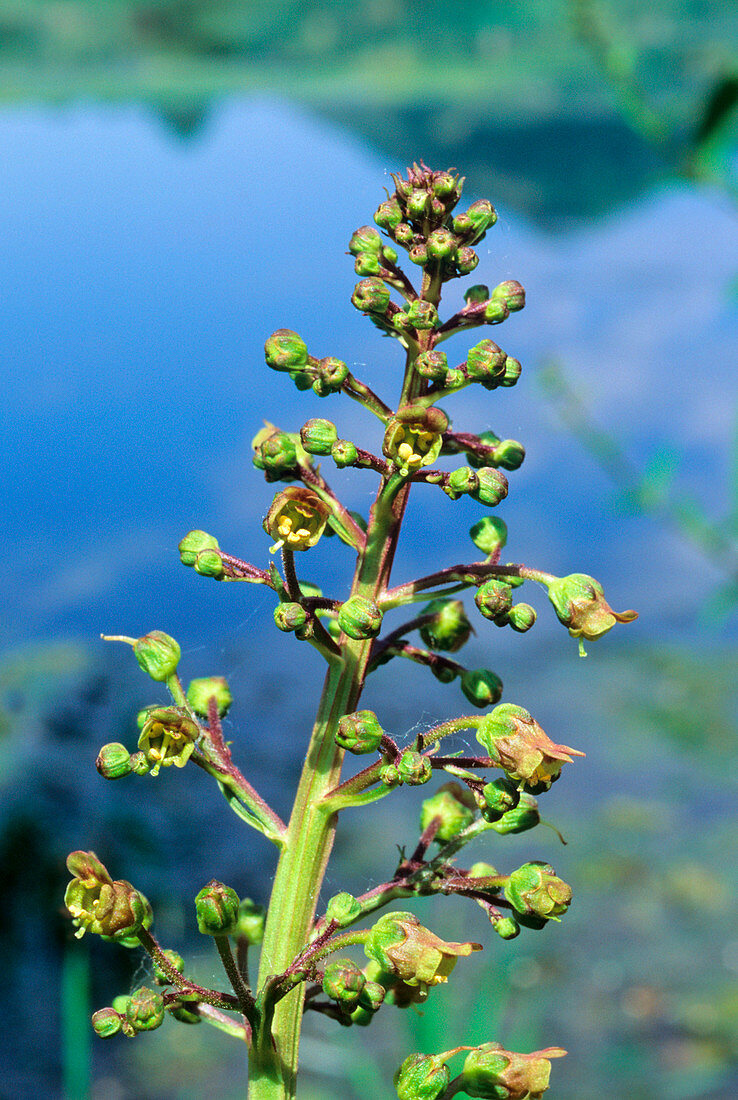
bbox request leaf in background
[625,445,680,511]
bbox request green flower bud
[382,244,398,263]
[396,750,433,786]
[546,573,638,642]
[430,661,458,684]
[365,911,481,989]
[337,596,383,640]
[489,792,541,835]
[476,703,583,793]
[480,777,520,822]
[483,298,510,325]
[152,948,184,985]
[264,329,309,371]
[335,709,384,754]
[465,429,500,469]
[253,427,298,480]
[461,668,503,708]
[288,368,313,390]
[394,1053,450,1100]
[178,530,220,568]
[501,356,522,387]
[471,468,509,508]
[462,1043,566,1099]
[168,1001,202,1025]
[465,284,490,305]
[186,676,232,718]
[426,228,458,261]
[381,762,400,786]
[456,247,479,274]
[415,350,448,381]
[466,340,507,384]
[353,251,381,276]
[313,356,348,396]
[349,225,383,256]
[394,222,414,246]
[491,915,520,940]
[405,300,439,330]
[96,742,132,780]
[504,862,572,922]
[406,189,430,219]
[447,466,479,496]
[236,898,267,944]
[492,279,526,312]
[300,418,339,455]
[193,548,224,579]
[453,200,497,242]
[409,242,429,266]
[494,439,526,471]
[419,598,472,652]
[374,198,403,231]
[475,579,514,622]
[470,517,508,556]
[264,487,330,551]
[432,171,461,200]
[133,631,181,682]
[420,782,476,842]
[326,892,362,927]
[125,987,165,1033]
[508,604,537,632]
[352,278,390,314]
[138,706,199,776]
[323,958,366,1012]
[332,439,359,468]
[274,602,309,633]
[111,995,129,1015]
[358,979,385,1014]
[195,880,240,936]
[65,852,147,942]
[91,1007,123,1038]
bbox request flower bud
[494,439,526,471]
[456,247,479,274]
[374,198,403,231]
[405,300,439,330]
[466,340,507,384]
[168,1001,202,1025]
[335,709,384,754]
[382,244,399,264]
[65,851,148,942]
[364,911,481,988]
[138,706,199,775]
[349,225,383,256]
[354,251,381,276]
[447,466,479,496]
[480,777,520,822]
[470,517,508,556]
[331,438,359,467]
[475,703,583,793]
[125,987,165,1033]
[358,980,385,1014]
[394,222,414,245]
[489,792,540,835]
[501,356,522,387]
[381,762,400,786]
[406,189,430,219]
[326,892,362,927]
[133,631,181,682]
[504,862,572,922]
[430,661,458,684]
[508,604,537,632]
[152,949,184,985]
[465,284,490,305]
[313,356,348,396]
[471,468,509,508]
[91,1007,123,1039]
[420,782,476,842]
[426,228,458,261]
[546,573,637,641]
[264,329,309,371]
[396,750,433,786]
[453,200,497,242]
[236,898,267,944]
[394,1053,450,1100]
[352,278,391,314]
[419,598,472,652]
[337,596,383,640]
[483,298,510,324]
[415,350,448,381]
[475,579,514,622]
[195,880,240,936]
[178,530,220,568]
[323,958,366,1012]
[462,1042,566,1099]
[264,487,330,551]
[460,668,503,708]
[409,242,429,266]
[186,676,232,718]
[300,418,339,455]
[96,742,132,780]
[253,427,298,480]
[491,915,520,940]
[492,279,526,312]
[274,602,309,633]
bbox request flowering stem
[214,934,258,1027]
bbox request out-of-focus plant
[63,164,636,1097]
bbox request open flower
[64,851,147,941]
[382,406,448,477]
[364,911,481,989]
[546,573,637,641]
[475,703,584,793]
[138,706,199,776]
[263,486,330,551]
[463,1042,566,1099]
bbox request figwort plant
[64,164,637,1098]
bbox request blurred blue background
[1,3,737,1098]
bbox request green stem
[214,935,257,1026]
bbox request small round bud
[288,369,313,391]
[492,279,525,312]
[91,1007,123,1038]
[430,661,458,684]
[313,356,348,396]
[354,251,381,276]
[456,247,479,274]
[96,742,132,780]
[264,329,308,371]
[447,466,479,496]
[253,428,298,480]
[444,367,466,389]
[186,676,232,718]
[469,516,508,556]
[483,298,510,324]
[491,793,541,835]
[396,750,433,786]
[178,530,220,568]
[274,602,309,633]
[475,579,514,622]
[501,355,522,387]
[358,980,385,1013]
[394,1053,450,1100]
[419,598,472,652]
[331,439,359,468]
[134,631,180,682]
[480,777,520,822]
[323,958,366,1012]
[426,228,458,261]
[195,880,240,936]
[494,439,526,471]
[454,199,497,242]
[394,222,414,245]
[336,709,384,754]
[460,668,503,708]
[492,915,520,939]
[420,782,476,842]
[326,892,362,927]
[466,339,507,384]
[405,300,438,330]
[374,198,403,231]
[236,898,267,944]
[472,468,509,508]
[352,278,390,314]
[300,418,338,456]
[406,189,430,219]
[464,284,490,305]
[126,987,165,1032]
[152,948,185,984]
[432,171,460,200]
[193,548,225,579]
[380,762,400,786]
[415,350,448,381]
[409,242,429,266]
[504,862,572,921]
[349,225,383,256]
[508,603,537,632]
[337,596,383,640]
